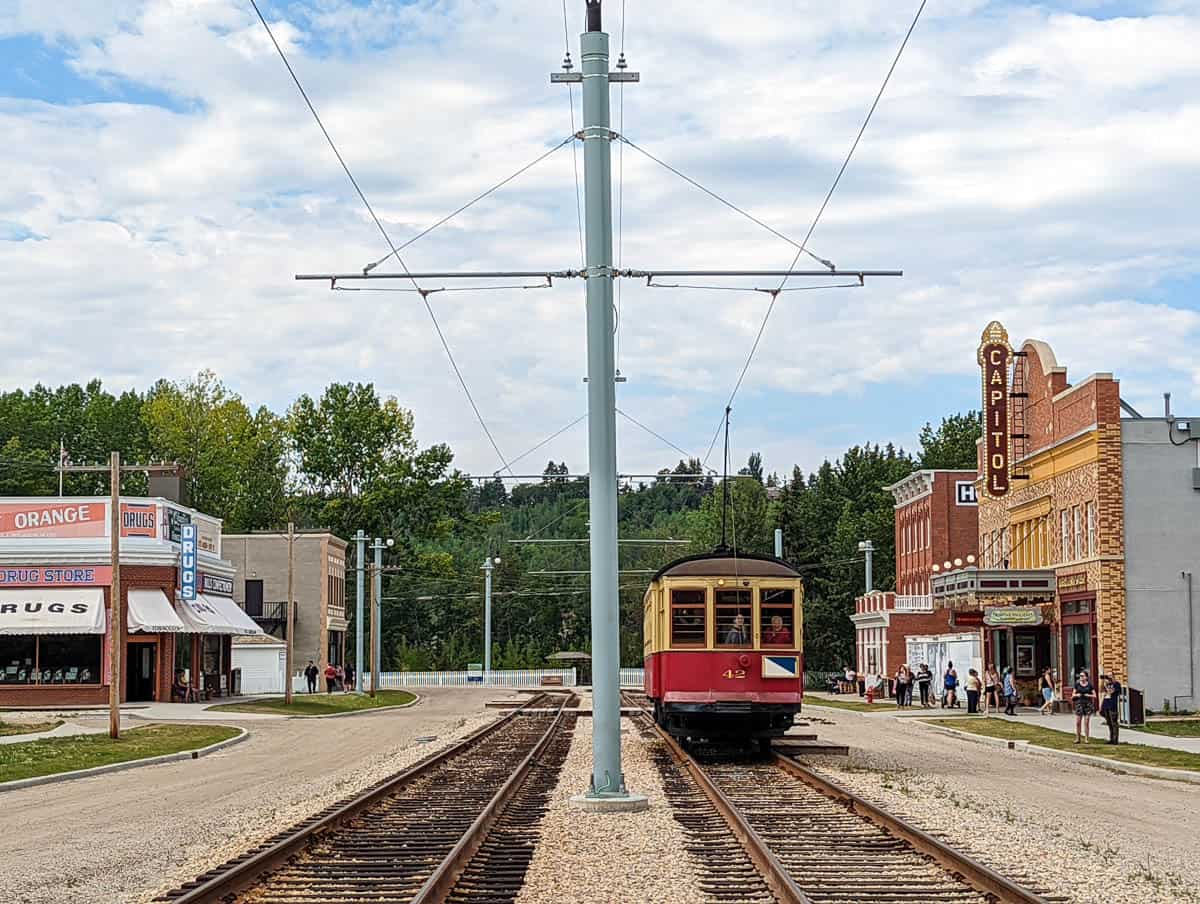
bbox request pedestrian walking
[344,662,355,692]
[1099,673,1122,744]
[304,660,318,694]
[1002,667,1017,715]
[942,662,959,708]
[324,662,337,694]
[966,668,982,713]
[894,665,909,708]
[1039,667,1056,715]
[984,666,1000,715]
[1072,669,1097,743]
[916,663,933,708]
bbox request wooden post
[285,522,295,704]
[108,452,122,739]
[368,563,377,698]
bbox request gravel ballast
[517,716,706,904]
[795,712,1200,904]
[0,688,518,904]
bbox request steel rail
[622,694,811,904]
[160,693,555,904]
[771,753,1046,904]
[410,693,574,903]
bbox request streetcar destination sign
[978,321,1013,499]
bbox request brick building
[224,531,348,677]
[933,324,1200,708]
[853,470,980,686]
[0,497,258,706]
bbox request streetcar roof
[652,549,800,581]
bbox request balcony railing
[242,601,294,627]
[894,594,933,612]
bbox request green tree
[143,370,288,530]
[919,411,982,470]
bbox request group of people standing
[304,660,355,694]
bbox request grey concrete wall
[1122,418,1200,710]
[224,534,327,673]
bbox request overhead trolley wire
[562,0,586,269]
[701,0,927,467]
[248,0,515,476]
[615,408,709,470]
[361,134,577,274]
[500,413,588,475]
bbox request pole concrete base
[568,792,649,813]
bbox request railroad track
[157,692,576,904]
[623,691,1051,904]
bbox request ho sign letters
[978,321,1012,499]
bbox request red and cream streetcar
[642,549,804,750]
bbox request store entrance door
[126,642,157,701]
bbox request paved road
[2,687,517,904]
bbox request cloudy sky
[1,0,1198,479]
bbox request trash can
[230,668,242,697]
[1122,687,1144,726]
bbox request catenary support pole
[108,452,121,739]
[373,538,384,694]
[579,0,635,804]
[367,560,377,698]
[774,528,783,558]
[482,557,494,674]
[285,522,295,704]
[355,529,365,692]
[864,542,874,593]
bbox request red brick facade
[0,564,177,707]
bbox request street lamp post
[481,555,500,676]
[857,540,874,593]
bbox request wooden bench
[540,676,564,687]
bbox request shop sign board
[951,610,985,628]
[1058,572,1088,593]
[201,573,234,596]
[196,519,219,554]
[0,565,112,586]
[0,501,107,539]
[180,524,198,600]
[165,507,192,543]
[983,605,1042,627]
[955,481,978,506]
[467,662,484,683]
[120,502,158,538]
[978,321,1013,499]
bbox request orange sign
[0,501,107,538]
[978,322,1012,499]
[0,565,113,586]
[120,502,158,538]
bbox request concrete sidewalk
[986,710,1200,753]
[0,721,108,745]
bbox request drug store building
[0,496,260,706]
[932,324,1200,709]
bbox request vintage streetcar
[642,549,804,751]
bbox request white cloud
[0,0,1198,478]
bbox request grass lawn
[0,724,239,784]
[0,719,63,737]
[925,718,1200,772]
[1139,719,1200,738]
[805,696,904,713]
[209,689,416,716]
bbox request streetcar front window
[670,589,707,646]
[761,589,795,647]
[715,589,752,647]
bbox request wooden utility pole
[60,455,179,740]
[108,452,122,738]
[285,522,295,704]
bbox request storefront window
[1,636,37,683]
[175,634,192,675]
[38,636,102,684]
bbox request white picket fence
[619,667,645,687]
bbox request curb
[0,726,249,794]
[200,692,422,720]
[915,720,1200,785]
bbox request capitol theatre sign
[978,321,1012,499]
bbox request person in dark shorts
[1099,673,1122,744]
[916,663,933,708]
[1072,670,1097,743]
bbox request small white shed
[232,634,287,695]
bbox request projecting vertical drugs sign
[180,523,198,601]
[978,321,1013,499]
